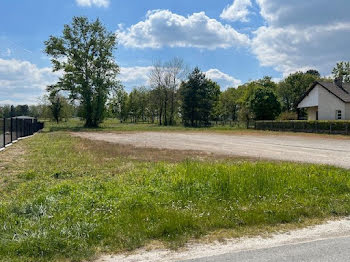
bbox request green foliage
[277,111,298,120]
[306,69,321,77]
[180,67,220,126]
[1,133,350,261]
[277,71,319,112]
[332,61,350,82]
[48,92,63,123]
[108,89,129,122]
[44,16,120,127]
[256,120,350,135]
[250,87,281,120]
[127,87,149,123]
[215,88,239,122]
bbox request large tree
[277,71,319,112]
[148,58,187,126]
[216,88,239,123]
[332,62,350,83]
[109,88,129,123]
[44,16,120,127]
[180,67,220,127]
[250,87,281,120]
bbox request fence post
[10,117,13,143]
[3,118,5,146]
[315,121,318,134]
[16,118,18,140]
[346,123,349,136]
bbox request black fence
[0,118,44,149]
[255,120,350,135]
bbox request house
[297,78,350,120]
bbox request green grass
[44,118,249,133]
[1,132,350,261]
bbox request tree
[49,92,63,123]
[15,105,30,116]
[148,58,187,126]
[109,88,129,122]
[250,87,281,120]
[149,61,167,125]
[236,82,257,127]
[180,67,220,127]
[44,16,120,127]
[216,88,239,123]
[306,69,321,78]
[332,62,350,83]
[277,71,319,112]
[255,76,278,89]
[165,58,187,125]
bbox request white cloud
[117,10,250,49]
[118,66,241,91]
[220,0,252,22]
[119,66,153,88]
[0,59,60,105]
[252,0,350,76]
[205,69,241,89]
[75,0,109,8]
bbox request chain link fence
[0,117,44,150]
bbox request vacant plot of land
[75,132,350,169]
[2,131,350,262]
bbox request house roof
[298,81,350,107]
[14,116,35,119]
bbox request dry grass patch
[0,141,29,195]
[74,136,249,163]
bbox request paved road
[75,132,350,168]
[182,236,350,262]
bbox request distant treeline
[106,66,332,127]
[3,61,346,128]
[0,98,76,121]
[40,17,348,128]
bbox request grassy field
[45,118,254,133]
[1,122,350,261]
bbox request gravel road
[183,236,350,262]
[75,132,350,168]
[96,218,350,262]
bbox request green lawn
[44,118,249,132]
[1,126,350,261]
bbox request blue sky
[1,0,350,104]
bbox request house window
[336,110,342,120]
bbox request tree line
[106,66,332,127]
[3,17,347,128]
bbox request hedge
[255,120,350,135]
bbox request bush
[255,120,350,135]
[277,112,298,120]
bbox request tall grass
[1,133,350,261]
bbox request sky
[0,0,350,105]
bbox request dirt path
[74,132,350,168]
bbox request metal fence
[0,117,44,149]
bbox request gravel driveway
[74,132,350,168]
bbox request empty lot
[75,132,350,168]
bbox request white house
[297,80,350,120]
